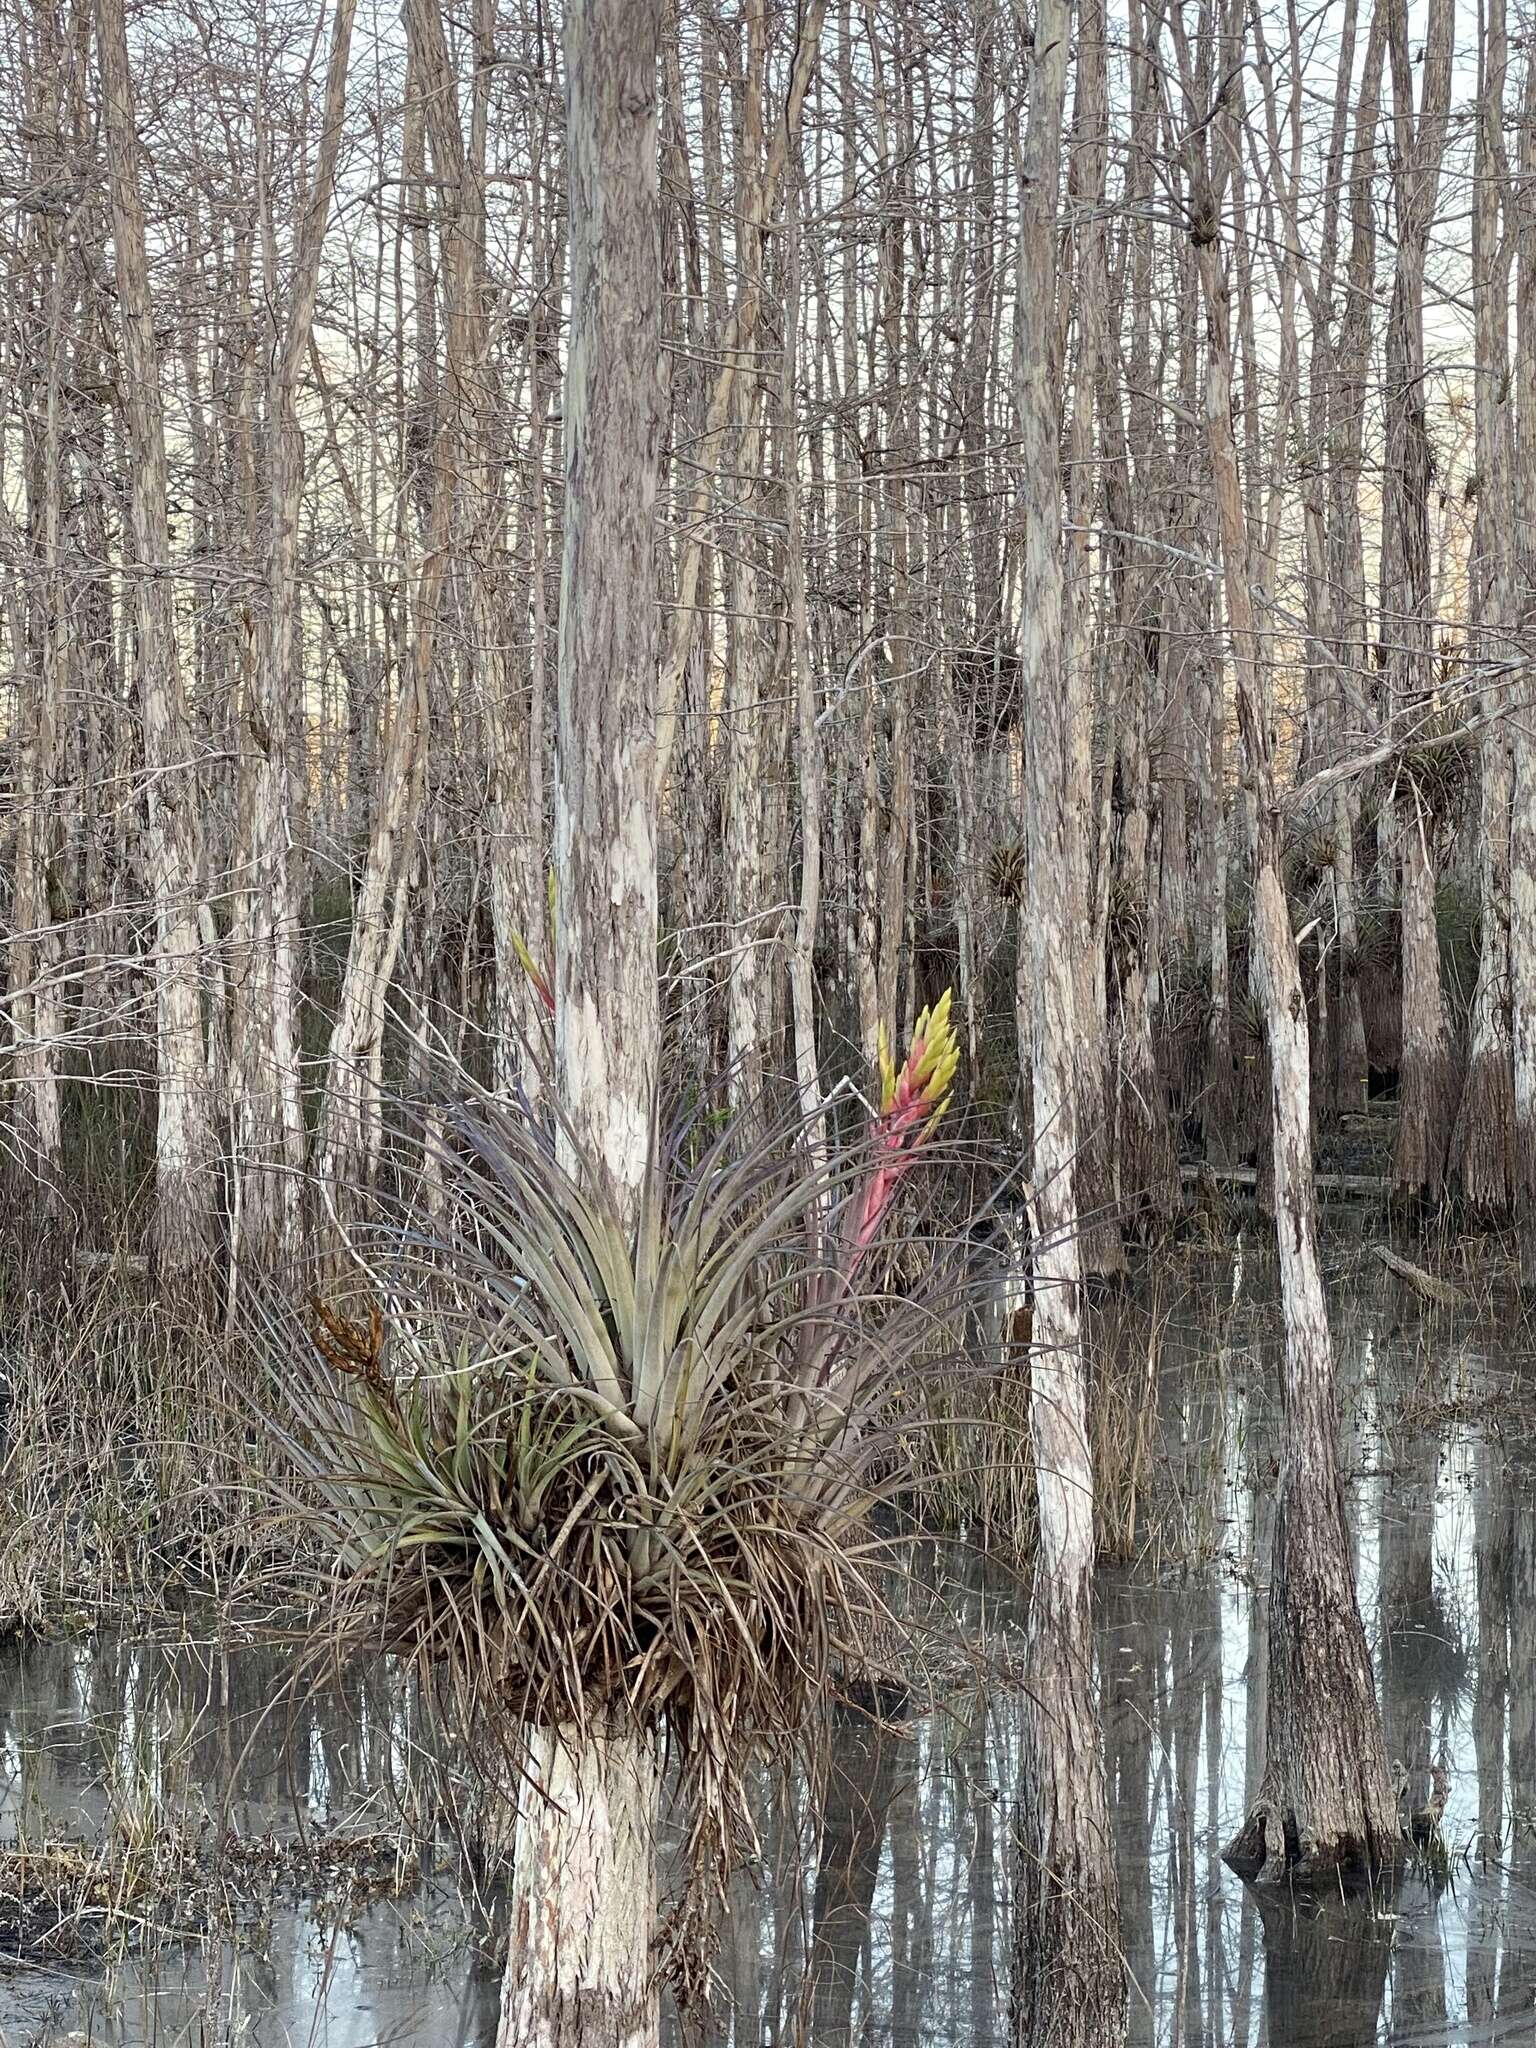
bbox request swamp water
[3,1236,1535,2047]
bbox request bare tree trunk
[653,0,827,800]
[1175,19,1400,1883]
[7,137,68,1207]
[1328,0,1389,1106]
[1061,0,1123,1279]
[784,190,824,1150]
[1289,0,1360,1120]
[96,0,220,1289]
[229,0,357,1289]
[1382,0,1455,1205]
[7,574,65,1204]
[499,0,664,2036]
[1100,64,1176,1237]
[315,512,430,1207]
[724,414,768,1108]
[409,0,549,1098]
[1199,615,1236,1162]
[1450,0,1515,1212]
[1009,0,1125,2038]
[499,1720,660,2048]
[317,7,484,1215]
[1514,53,1536,1280]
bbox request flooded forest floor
[3,1208,1536,2047]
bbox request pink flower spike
[847,989,960,1270]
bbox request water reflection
[1259,1888,1393,2047]
[807,1705,906,2043]
[4,1251,1536,2045]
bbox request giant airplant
[251,998,967,1913]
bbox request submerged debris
[1373,1243,1466,1307]
[0,1825,419,1965]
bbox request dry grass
[0,1281,285,1638]
[1089,1300,1165,1565]
[892,1257,1236,1576]
[896,1357,1038,1551]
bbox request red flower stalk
[848,988,959,1269]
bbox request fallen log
[1178,1164,1390,1202]
[1371,1243,1465,1307]
[72,1250,150,1278]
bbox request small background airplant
[246,996,976,1939]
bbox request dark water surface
[3,1241,1534,2046]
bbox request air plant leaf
[508,929,554,1017]
[506,867,560,1018]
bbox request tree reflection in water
[15,1276,1536,2047]
[1258,1887,1394,2048]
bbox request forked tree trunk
[1177,39,1401,1885]
[314,587,429,1213]
[1010,0,1125,2038]
[499,0,664,2038]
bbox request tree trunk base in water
[1222,1487,1404,1891]
[499,1719,660,2048]
[1223,1781,1403,1889]
[1013,1597,1127,2048]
